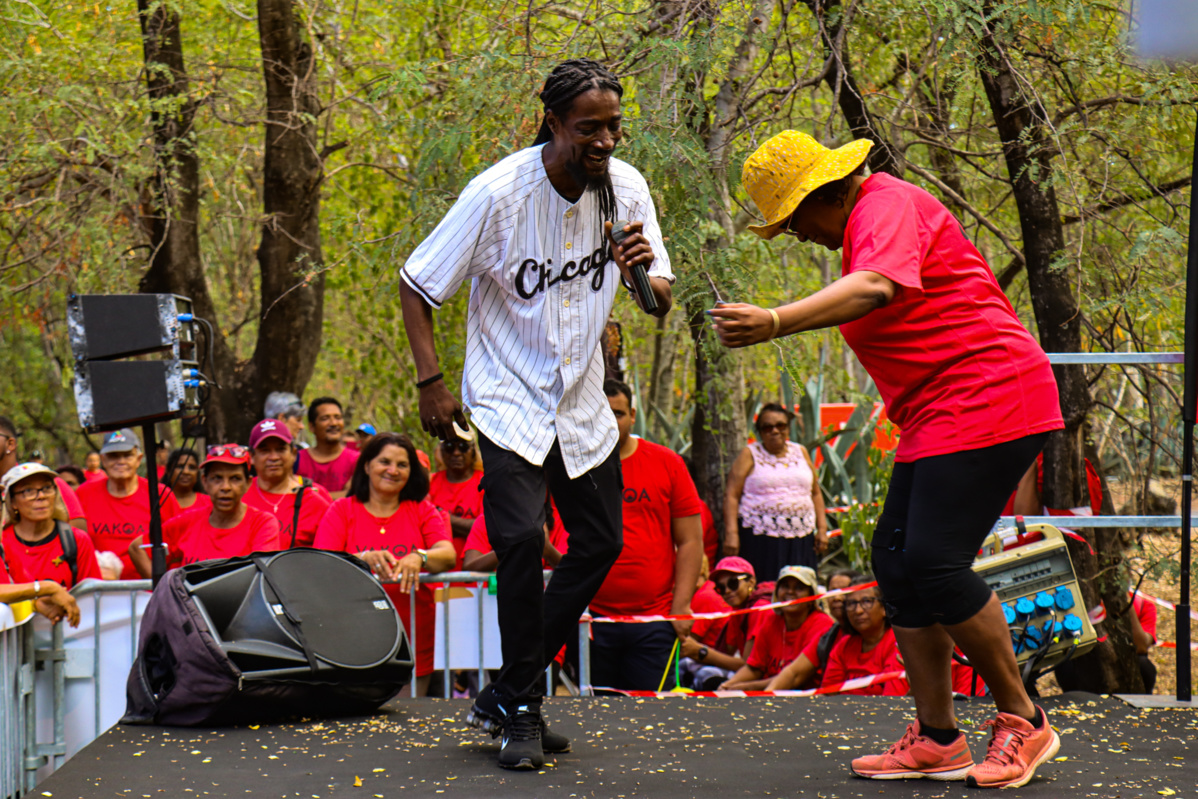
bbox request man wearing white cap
[76,428,180,579]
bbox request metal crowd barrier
[1,604,32,799]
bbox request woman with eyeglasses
[2,463,102,590]
[129,445,281,575]
[723,403,827,579]
[820,577,907,696]
[1,467,81,625]
[428,435,483,568]
[313,432,456,697]
[164,447,210,514]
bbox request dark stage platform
[28,693,1196,798]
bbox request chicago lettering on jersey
[515,244,611,299]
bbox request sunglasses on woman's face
[715,574,751,594]
[443,440,473,453]
[757,422,788,433]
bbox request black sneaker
[468,684,571,753]
[498,704,544,770]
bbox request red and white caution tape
[1134,590,1198,623]
[607,670,908,698]
[1089,604,1106,624]
[587,583,878,624]
[826,501,882,514]
[1159,641,1198,651]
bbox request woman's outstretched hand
[708,303,777,348]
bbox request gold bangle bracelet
[767,308,781,340]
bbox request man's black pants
[589,620,677,691]
[478,433,623,705]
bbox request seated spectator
[1,536,80,627]
[766,567,862,691]
[313,432,455,697]
[676,555,730,687]
[2,463,102,588]
[678,556,773,689]
[820,577,908,696]
[429,436,484,568]
[1130,590,1157,693]
[1,416,87,531]
[95,551,123,581]
[720,565,834,690]
[245,420,331,548]
[296,397,359,497]
[264,391,307,442]
[587,380,704,691]
[351,423,376,452]
[76,429,181,579]
[164,448,209,513]
[129,445,281,573]
[83,451,105,482]
[56,465,86,492]
[462,499,567,572]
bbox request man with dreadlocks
[400,58,673,770]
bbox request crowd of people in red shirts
[0,384,1159,698]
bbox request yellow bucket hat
[742,131,873,239]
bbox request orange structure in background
[813,403,899,467]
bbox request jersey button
[564,299,570,307]
[565,242,572,250]
[564,357,572,365]
[565,210,574,218]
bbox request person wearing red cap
[677,555,765,689]
[245,420,332,548]
[128,445,281,573]
[2,463,102,589]
[76,428,181,579]
[313,432,456,697]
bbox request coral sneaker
[851,720,975,781]
[966,707,1060,789]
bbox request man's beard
[564,157,613,196]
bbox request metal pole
[578,616,592,697]
[441,585,452,699]
[1179,112,1198,703]
[476,585,486,690]
[409,588,418,698]
[143,424,166,587]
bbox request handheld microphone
[610,220,659,314]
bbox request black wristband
[416,372,444,389]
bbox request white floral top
[738,441,816,539]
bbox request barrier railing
[1,604,32,799]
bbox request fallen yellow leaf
[353,776,363,788]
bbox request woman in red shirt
[164,448,210,514]
[2,463,102,588]
[129,445,280,573]
[820,579,907,696]
[712,132,1063,787]
[313,432,455,697]
[245,419,331,548]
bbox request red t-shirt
[1132,592,1158,641]
[56,477,85,522]
[1,525,102,588]
[83,470,105,483]
[296,447,359,494]
[176,493,212,515]
[952,657,986,696]
[244,479,332,548]
[800,625,845,686]
[838,173,1063,462]
[428,470,483,566]
[312,497,450,676]
[0,546,28,584]
[589,440,704,618]
[747,609,835,682]
[463,508,570,566]
[76,477,182,580]
[821,627,908,695]
[163,505,281,567]
[690,582,729,646]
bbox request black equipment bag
[122,549,413,726]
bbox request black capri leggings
[870,432,1049,628]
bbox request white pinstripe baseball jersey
[402,145,673,479]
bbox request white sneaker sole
[852,764,974,781]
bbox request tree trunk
[135,0,238,441]
[976,8,1139,691]
[243,0,327,443]
[135,0,327,445]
